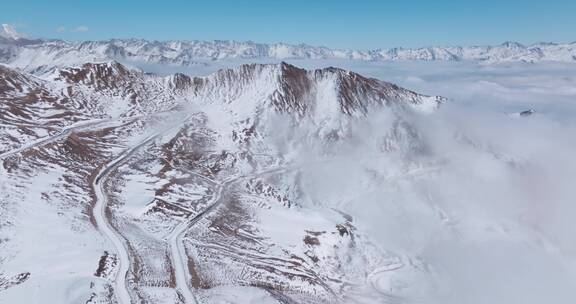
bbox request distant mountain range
[1,25,575,75]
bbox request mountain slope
[0,61,445,304]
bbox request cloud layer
[255,60,576,303]
[55,25,89,33]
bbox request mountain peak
[58,61,137,80]
[214,62,443,116]
[501,41,525,49]
[54,61,146,96]
[1,24,23,40]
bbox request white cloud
[71,25,89,32]
[246,59,576,303]
[56,26,66,33]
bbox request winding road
[168,178,223,304]
[167,171,221,304]
[91,114,192,304]
[167,166,287,304]
[93,133,159,304]
[78,109,286,304]
[0,118,109,160]
[366,261,405,297]
[0,106,184,160]
[166,171,239,304]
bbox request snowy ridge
[0,24,23,40]
[178,62,443,116]
[1,36,576,74]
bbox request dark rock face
[520,109,536,117]
[194,62,441,117]
[57,61,141,90]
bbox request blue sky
[2,0,575,49]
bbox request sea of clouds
[314,60,576,304]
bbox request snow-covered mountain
[2,12,576,304]
[1,26,575,74]
[0,24,23,40]
[0,59,449,303]
[3,41,576,304]
[2,21,575,303]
